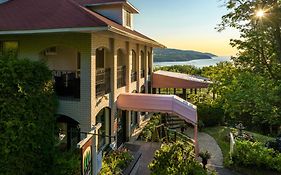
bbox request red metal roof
[75,0,126,5]
[0,0,108,31]
[152,70,212,89]
[0,0,163,46]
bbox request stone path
[125,141,161,175]
[128,129,242,175]
[134,141,161,175]
[183,128,242,175]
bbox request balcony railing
[131,71,137,82]
[148,67,152,76]
[52,70,80,99]
[96,68,111,98]
[117,66,126,88]
[141,69,145,78]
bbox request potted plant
[199,151,211,170]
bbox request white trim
[85,1,139,13]
[0,26,109,35]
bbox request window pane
[3,41,18,56]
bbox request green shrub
[0,55,57,174]
[148,141,214,175]
[54,150,81,175]
[197,102,224,127]
[99,148,133,175]
[232,140,281,172]
[139,114,161,142]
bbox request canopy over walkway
[116,93,199,155]
[152,70,212,89]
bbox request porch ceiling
[152,70,212,89]
[116,93,197,125]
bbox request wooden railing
[117,66,126,88]
[131,71,137,82]
[96,68,111,97]
[52,70,80,99]
[140,69,145,78]
[154,124,195,148]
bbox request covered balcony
[131,50,137,82]
[40,46,81,100]
[140,51,145,78]
[117,49,126,88]
[96,47,112,98]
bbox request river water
[154,56,232,68]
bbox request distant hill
[154,48,217,62]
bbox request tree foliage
[0,55,57,174]
[218,0,281,79]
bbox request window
[124,10,131,27]
[0,41,18,56]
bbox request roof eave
[108,26,165,48]
[0,26,109,35]
[85,1,139,14]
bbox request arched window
[96,108,111,152]
[131,50,137,82]
[117,49,126,88]
[140,51,145,78]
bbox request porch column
[149,48,154,94]
[109,38,118,141]
[195,88,197,94]
[136,44,141,125]
[136,44,141,92]
[144,46,149,93]
[174,88,176,95]
[126,42,132,93]
[126,111,131,140]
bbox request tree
[218,0,281,80]
[0,55,57,174]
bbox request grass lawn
[203,126,277,175]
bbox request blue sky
[130,0,240,56]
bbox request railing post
[230,132,235,158]
[194,124,199,157]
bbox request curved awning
[152,70,212,89]
[116,93,197,125]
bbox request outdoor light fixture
[256,9,265,18]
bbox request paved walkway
[127,129,241,175]
[183,128,242,175]
[126,141,161,175]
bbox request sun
[256,9,265,18]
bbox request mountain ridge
[153,48,217,62]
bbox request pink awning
[152,70,212,89]
[117,93,197,125]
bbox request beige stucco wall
[0,31,154,143]
[0,33,92,131]
[90,33,153,139]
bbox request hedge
[0,55,57,174]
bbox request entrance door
[117,110,127,148]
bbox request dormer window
[124,10,131,27]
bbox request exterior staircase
[163,115,186,130]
